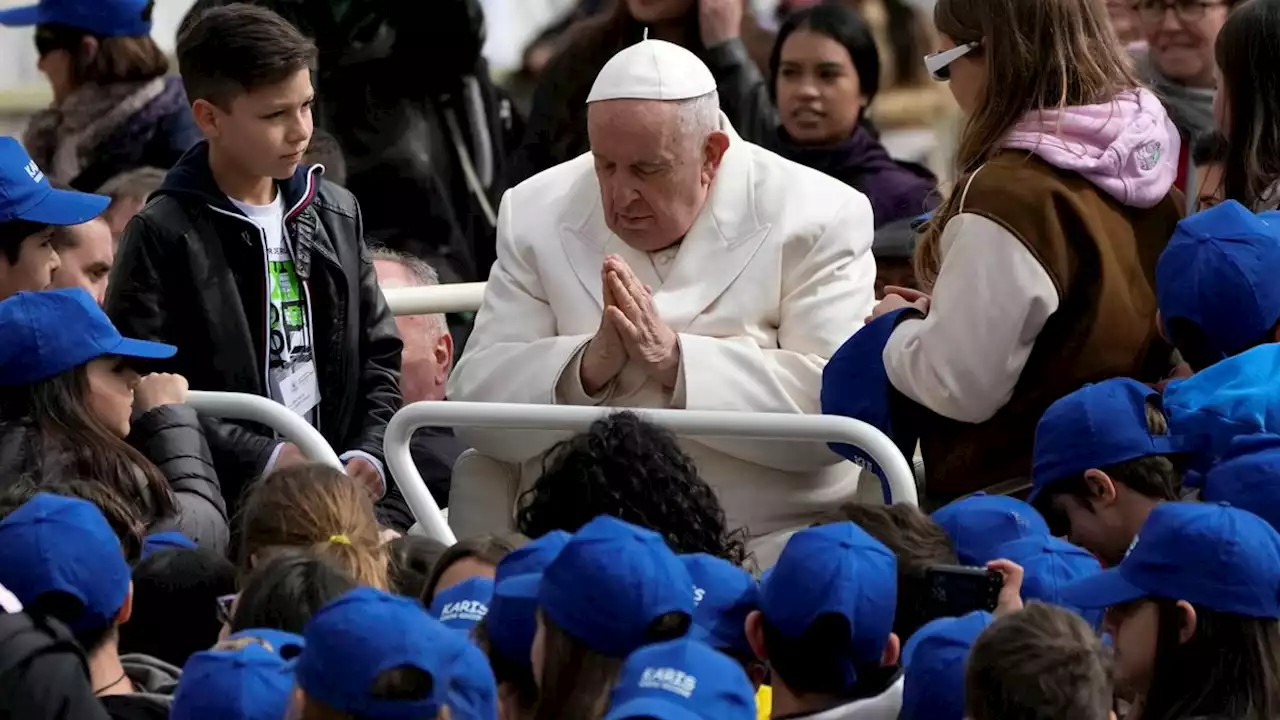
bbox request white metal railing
[382,283,486,316]
[186,391,343,470]
[384,401,918,546]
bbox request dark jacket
[97,654,180,720]
[0,611,110,720]
[0,405,228,555]
[377,428,465,533]
[105,143,403,506]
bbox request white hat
[586,39,717,104]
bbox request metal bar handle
[382,283,486,316]
[186,390,343,470]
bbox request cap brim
[603,697,704,720]
[111,336,177,361]
[0,5,39,26]
[16,186,110,226]
[495,573,540,601]
[1058,568,1146,609]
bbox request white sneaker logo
[24,160,43,184]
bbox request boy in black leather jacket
[105,3,402,509]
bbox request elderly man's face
[374,260,453,403]
[588,99,728,252]
[51,218,114,304]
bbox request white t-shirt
[229,192,320,424]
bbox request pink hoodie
[1002,88,1179,209]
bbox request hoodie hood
[1002,88,1178,208]
[97,654,181,719]
[1163,344,1280,459]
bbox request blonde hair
[916,0,1138,288]
[238,463,389,589]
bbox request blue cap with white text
[1060,502,1280,618]
[0,0,152,37]
[759,522,897,687]
[500,516,694,657]
[603,639,756,720]
[900,611,993,720]
[488,531,570,668]
[1157,200,1280,362]
[171,630,303,720]
[0,288,175,386]
[0,137,108,223]
[681,553,757,656]
[297,587,497,719]
[932,494,1050,566]
[429,577,493,634]
[0,493,130,633]
[1031,379,1184,501]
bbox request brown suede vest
[917,151,1184,499]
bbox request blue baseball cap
[681,554,757,657]
[488,531,571,668]
[228,628,305,659]
[0,288,175,387]
[603,639,756,720]
[171,630,304,720]
[0,137,108,224]
[1031,379,1184,501]
[1157,200,1280,362]
[0,0,152,37]
[141,531,197,559]
[502,516,695,658]
[1060,502,1280,618]
[759,522,897,687]
[932,494,1050,566]
[900,611,993,720]
[429,577,493,634]
[992,535,1104,628]
[0,493,129,633]
[297,587,498,720]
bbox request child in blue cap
[989,535,1103,629]
[0,137,108,299]
[900,611,993,720]
[1156,200,1280,371]
[171,629,303,720]
[746,522,903,719]
[931,494,1050,566]
[294,587,498,720]
[476,531,570,720]
[603,638,757,720]
[500,516,694,719]
[430,577,495,635]
[1029,378,1184,566]
[681,553,765,687]
[0,493,184,716]
[1059,502,1280,718]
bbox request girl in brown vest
[860,0,1185,503]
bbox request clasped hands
[580,255,680,395]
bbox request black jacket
[0,611,110,720]
[0,405,228,555]
[106,143,403,505]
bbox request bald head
[587,92,729,251]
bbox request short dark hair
[0,220,49,265]
[762,613,891,700]
[387,534,449,601]
[965,602,1114,720]
[421,534,525,603]
[230,547,356,636]
[771,3,882,106]
[176,3,317,110]
[118,547,236,667]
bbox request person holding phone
[821,0,1184,504]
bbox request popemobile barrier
[186,390,344,471]
[382,283,487,316]
[385,401,919,547]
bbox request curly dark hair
[516,412,748,564]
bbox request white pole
[187,391,343,470]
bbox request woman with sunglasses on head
[0,0,200,192]
[823,0,1184,504]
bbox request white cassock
[448,114,877,555]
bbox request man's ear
[436,329,455,379]
[115,580,134,626]
[191,98,223,139]
[702,131,731,184]
[1083,469,1119,508]
[745,610,769,663]
[880,632,901,668]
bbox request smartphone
[896,565,1002,640]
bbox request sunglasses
[924,41,981,82]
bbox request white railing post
[382,283,487,316]
[384,401,917,546]
[187,391,343,470]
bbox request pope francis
[448,38,878,557]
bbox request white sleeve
[883,213,1060,424]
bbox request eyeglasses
[1133,0,1226,25]
[924,41,981,82]
[216,593,237,626]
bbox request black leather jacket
[106,143,403,505]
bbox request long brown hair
[0,364,176,525]
[915,0,1138,287]
[237,463,389,590]
[1216,0,1280,210]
